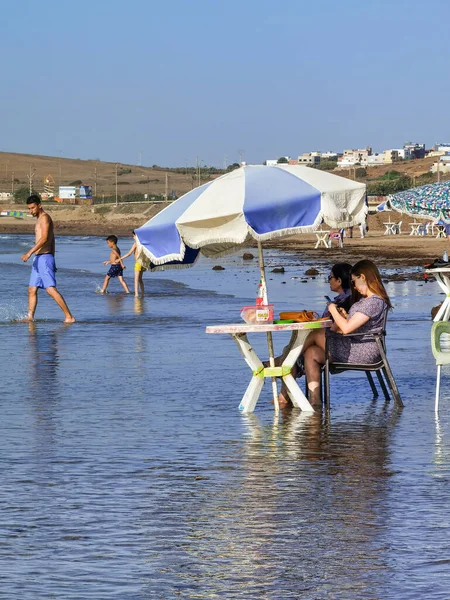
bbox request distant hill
[0,151,211,200]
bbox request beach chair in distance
[328,230,343,248]
[321,311,403,409]
[431,321,450,412]
[394,221,402,234]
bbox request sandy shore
[1,207,448,273]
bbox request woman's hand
[337,307,348,318]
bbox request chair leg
[366,371,379,398]
[375,370,390,401]
[382,363,404,408]
[324,360,330,410]
[436,364,442,413]
[304,374,309,399]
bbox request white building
[337,148,372,167]
[366,154,385,166]
[265,159,278,166]
[436,143,450,154]
[321,151,338,160]
[297,152,321,166]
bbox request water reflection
[105,293,126,315]
[134,297,145,315]
[145,405,403,597]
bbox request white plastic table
[409,223,421,236]
[314,230,330,248]
[206,320,332,413]
[384,221,397,235]
[436,225,448,239]
[426,268,450,321]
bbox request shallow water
[1,234,450,599]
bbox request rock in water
[271,267,285,273]
[305,268,319,276]
[212,265,225,270]
[243,252,254,260]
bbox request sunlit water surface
[0,234,449,599]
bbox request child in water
[100,235,130,294]
[112,231,146,297]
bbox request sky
[2,0,450,168]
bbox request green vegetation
[277,157,289,164]
[13,186,41,204]
[314,159,338,171]
[117,167,132,176]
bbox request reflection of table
[206,320,332,412]
[426,268,450,321]
[314,229,330,248]
[436,225,448,239]
[383,222,397,235]
[410,222,421,235]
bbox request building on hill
[297,152,321,166]
[403,142,426,159]
[366,154,385,166]
[337,147,372,168]
[383,149,400,164]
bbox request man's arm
[21,215,51,262]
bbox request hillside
[0,151,205,200]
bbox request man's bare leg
[46,286,76,323]
[26,286,38,321]
[118,276,130,294]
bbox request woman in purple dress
[290,260,391,408]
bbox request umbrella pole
[257,241,279,414]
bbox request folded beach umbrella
[135,165,367,270]
[389,181,450,223]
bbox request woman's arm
[328,303,369,334]
[112,243,136,264]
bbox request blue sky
[2,0,449,167]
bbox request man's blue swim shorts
[29,254,57,289]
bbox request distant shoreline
[1,209,448,274]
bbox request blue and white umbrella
[136,165,367,270]
[136,165,366,411]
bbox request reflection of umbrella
[389,182,450,222]
[136,165,366,409]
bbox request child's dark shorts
[107,264,124,278]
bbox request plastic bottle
[444,250,449,262]
[256,279,264,306]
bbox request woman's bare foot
[278,386,293,408]
[64,316,76,324]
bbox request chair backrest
[431,321,450,364]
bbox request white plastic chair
[395,221,402,234]
[431,321,450,412]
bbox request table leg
[281,330,314,412]
[433,274,450,322]
[232,333,265,413]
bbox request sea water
[0,234,449,599]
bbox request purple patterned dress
[327,295,387,363]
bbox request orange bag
[279,310,321,322]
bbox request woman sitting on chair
[281,259,391,408]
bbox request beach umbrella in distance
[135,165,367,410]
[389,181,450,223]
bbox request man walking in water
[21,194,75,323]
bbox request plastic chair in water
[431,321,450,412]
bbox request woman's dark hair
[331,262,352,291]
[351,259,392,309]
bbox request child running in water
[100,235,130,294]
[114,231,146,297]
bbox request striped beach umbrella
[135,164,367,270]
[136,164,366,411]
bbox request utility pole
[27,164,36,195]
[196,156,200,187]
[437,159,441,183]
[115,163,118,206]
[94,164,97,197]
[11,171,14,194]
[165,172,168,201]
